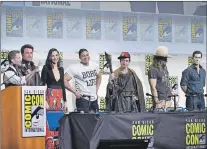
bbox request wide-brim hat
[118,52,131,59]
[154,46,172,58]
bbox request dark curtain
[193,4,207,16]
[130,2,184,15]
[157,2,184,14]
[130,2,156,13]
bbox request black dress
[41,65,66,149]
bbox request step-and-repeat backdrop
[1,5,206,111]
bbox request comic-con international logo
[59,52,63,67]
[99,53,112,75]
[168,76,178,95]
[6,8,23,37]
[185,118,206,149]
[1,50,9,60]
[24,90,45,132]
[99,97,105,112]
[145,97,153,111]
[132,120,154,148]
[145,55,153,75]
[188,57,193,66]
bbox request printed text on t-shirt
[82,70,97,86]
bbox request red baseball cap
[118,52,131,59]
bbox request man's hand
[26,69,32,74]
[153,97,162,104]
[34,67,40,73]
[74,91,82,99]
[64,102,68,113]
[108,73,116,83]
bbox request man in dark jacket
[20,44,41,86]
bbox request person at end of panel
[180,50,206,111]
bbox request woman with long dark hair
[41,48,66,149]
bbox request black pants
[76,97,99,113]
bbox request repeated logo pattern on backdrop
[145,54,154,75]
[191,17,204,44]
[2,6,206,44]
[140,14,155,42]
[25,7,44,38]
[47,10,63,38]
[86,11,101,40]
[6,7,23,37]
[67,10,82,39]
[99,53,111,75]
[104,12,120,41]
[174,16,188,43]
[122,13,137,41]
[158,15,172,43]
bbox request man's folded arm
[4,71,26,85]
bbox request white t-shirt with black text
[67,61,99,101]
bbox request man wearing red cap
[105,52,145,112]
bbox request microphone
[20,64,27,74]
[172,84,178,90]
[146,93,157,97]
[168,95,179,98]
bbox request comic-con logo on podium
[145,55,153,75]
[22,86,46,137]
[99,53,112,75]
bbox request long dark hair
[45,48,60,69]
[151,56,169,75]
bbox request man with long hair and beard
[148,46,173,110]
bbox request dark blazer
[41,65,66,102]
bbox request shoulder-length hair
[150,56,168,73]
[45,48,60,69]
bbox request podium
[0,86,45,149]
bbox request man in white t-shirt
[64,49,102,112]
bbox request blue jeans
[186,95,205,111]
[76,97,99,113]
